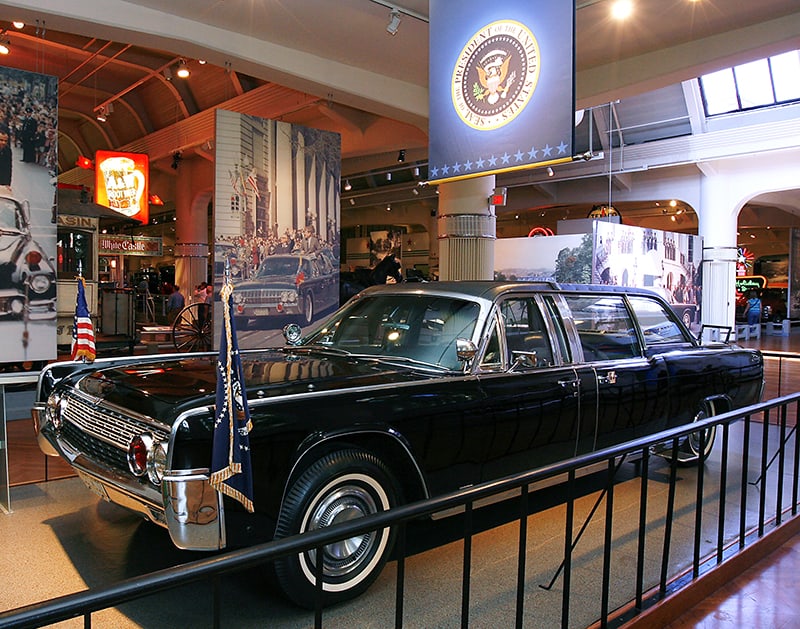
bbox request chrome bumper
[32,405,225,551]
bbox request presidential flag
[209,282,254,512]
[70,277,96,362]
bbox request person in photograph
[20,109,38,163]
[0,131,12,186]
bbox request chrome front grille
[241,288,281,303]
[60,393,169,470]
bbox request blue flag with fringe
[209,282,254,512]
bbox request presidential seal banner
[428,0,575,184]
[210,281,255,512]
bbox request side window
[500,298,553,368]
[564,294,640,361]
[628,295,691,346]
[480,321,503,369]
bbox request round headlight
[29,274,52,294]
[10,297,24,315]
[232,292,245,305]
[127,434,154,477]
[147,440,168,485]
[45,393,64,430]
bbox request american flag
[70,277,96,362]
[245,167,260,199]
[209,282,254,512]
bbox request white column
[437,175,496,280]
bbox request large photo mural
[0,66,58,369]
[494,220,703,334]
[214,110,341,349]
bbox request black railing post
[635,447,649,611]
[759,409,770,536]
[659,437,680,598]
[600,458,615,627]
[739,416,751,550]
[560,471,575,629]
[515,484,529,629]
[460,501,473,629]
[395,523,406,629]
[794,401,800,517]
[716,423,730,565]
[777,404,787,526]
[692,429,706,579]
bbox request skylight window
[699,50,800,116]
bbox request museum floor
[2,328,800,627]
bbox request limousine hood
[67,349,432,421]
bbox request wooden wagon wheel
[172,302,213,352]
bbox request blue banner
[429,0,575,184]
[210,282,255,512]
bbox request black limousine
[32,281,763,607]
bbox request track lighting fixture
[546,166,554,177]
[12,22,24,30]
[386,172,392,181]
[171,151,182,170]
[0,32,10,55]
[349,198,355,206]
[397,149,405,163]
[386,9,401,36]
[176,59,190,78]
[344,179,352,191]
[96,105,107,123]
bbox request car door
[561,292,673,453]
[477,296,589,482]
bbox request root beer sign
[95,150,149,224]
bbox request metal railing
[1,394,799,628]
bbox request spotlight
[386,9,401,36]
[96,106,107,123]
[412,188,419,196]
[176,59,190,78]
[349,198,355,206]
[76,156,94,169]
[12,22,24,29]
[413,166,420,177]
[397,150,405,163]
[171,151,182,169]
[344,179,352,191]
[0,39,10,55]
[546,167,554,177]
[386,172,392,182]
[386,204,392,212]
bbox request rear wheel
[274,449,399,608]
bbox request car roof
[360,281,662,301]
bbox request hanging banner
[94,150,149,224]
[428,0,575,184]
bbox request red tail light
[296,271,305,285]
[26,250,43,266]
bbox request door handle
[558,378,579,397]
[597,371,617,385]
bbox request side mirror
[456,338,477,362]
[283,323,303,345]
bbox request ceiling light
[386,172,392,181]
[12,22,24,30]
[546,167,554,177]
[96,106,107,123]
[198,59,207,64]
[386,9,401,36]
[397,149,405,163]
[176,59,190,78]
[349,198,355,206]
[413,166,420,177]
[386,204,392,211]
[344,179,352,191]
[412,188,419,196]
[611,0,633,20]
[0,39,10,55]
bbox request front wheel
[274,449,399,608]
[679,401,718,465]
[300,293,314,326]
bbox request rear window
[564,294,640,361]
[628,295,691,346]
